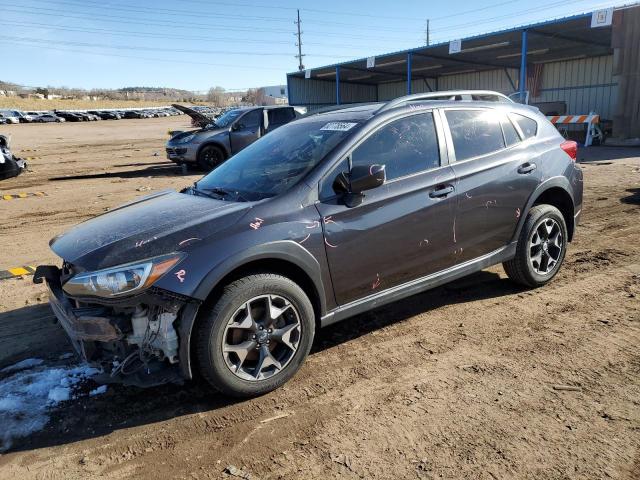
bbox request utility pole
[294,9,305,71]
[425,19,430,46]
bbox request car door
[315,111,457,306]
[441,108,542,262]
[230,109,263,153]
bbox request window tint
[445,109,505,161]
[268,108,294,125]
[501,116,521,146]
[238,109,261,129]
[351,113,439,180]
[512,113,538,139]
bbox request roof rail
[376,90,513,114]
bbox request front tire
[197,145,225,171]
[195,274,315,398]
[503,205,568,288]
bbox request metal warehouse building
[287,4,640,139]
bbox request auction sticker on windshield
[320,122,358,131]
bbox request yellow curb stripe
[0,265,36,280]
[0,192,47,200]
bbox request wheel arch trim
[178,240,326,380]
[512,177,575,243]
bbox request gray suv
[166,105,298,170]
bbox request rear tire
[195,274,315,398]
[503,204,568,288]
[197,145,225,171]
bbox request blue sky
[2,0,627,91]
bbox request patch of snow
[1,358,44,373]
[89,385,108,396]
[58,353,74,360]
[0,363,101,452]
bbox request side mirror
[349,164,386,194]
[231,123,242,131]
[334,164,385,207]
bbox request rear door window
[268,108,295,126]
[445,109,505,161]
[511,113,538,139]
[351,112,440,180]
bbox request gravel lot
[0,118,638,479]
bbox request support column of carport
[519,29,528,102]
[407,52,412,95]
[335,65,341,105]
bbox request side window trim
[508,112,538,141]
[440,107,509,164]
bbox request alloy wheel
[222,295,302,381]
[528,217,563,275]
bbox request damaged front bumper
[34,265,200,388]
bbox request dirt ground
[0,118,638,479]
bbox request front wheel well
[531,187,575,241]
[196,142,228,161]
[198,259,322,330]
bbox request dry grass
[0,98,193,111]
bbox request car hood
[50,190,251,271]
[169,127,227,143]
[171,104,213,126]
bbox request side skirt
[320,242,516,327]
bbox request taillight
[560,140,578,161]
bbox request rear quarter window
[512,113,538,139]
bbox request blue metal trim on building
[407,52,412,95]
[286,12,592,76]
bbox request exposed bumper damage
[34,264,200,388]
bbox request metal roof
[287,9,618,85]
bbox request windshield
[196,119,359,201]
[213,109,244,128]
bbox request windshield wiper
[200,186,250,202]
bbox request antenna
[294,9,305,71]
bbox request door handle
[429,185,454,198]
[517,162,537,174]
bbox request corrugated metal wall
[289,55,617,118]
[288,76,376,111]
[437,68,519,93]
[532,55,617,119]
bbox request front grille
[166,147,187,155]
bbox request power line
[3,19,411,51]
[0,34,357,59]
[0,40,287,71]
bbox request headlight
[173,133,195,144]
[62,253,184,298]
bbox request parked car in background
[36,91,583,397]
[12,110,34,123]
[0,110,20,124]
[89,110,121,120]
[55,111,83,122]
[33,113,66,123]
[166,105,299,170]
[123,111,145,119]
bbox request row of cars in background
[0,107,183,124]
